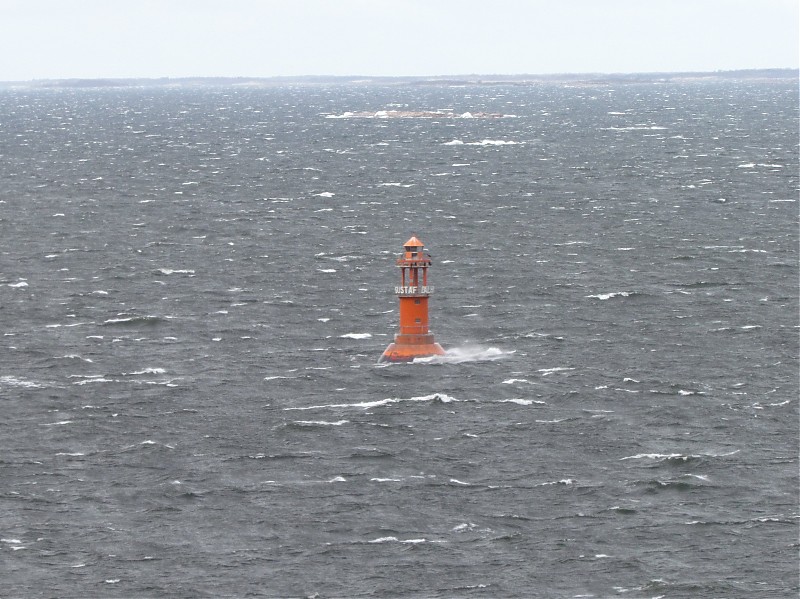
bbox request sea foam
[412,346,511,364]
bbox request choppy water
[1,80,798,598]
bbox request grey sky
[1,0,797,80]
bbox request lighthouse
[379,236,446,363]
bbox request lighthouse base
[379,333,446,363]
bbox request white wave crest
[157,268,195,275]
[413,346,511,364]
[58,354,93,363]
[603,125,667,131]
[1,375,45,388]
[125,367,166,375]
[620,450,739,461]
[497,398,546,406]
[368,536,429,544]
[586,291,633,300]
[538,367,575,376]
[539,478,575,486]
[443,139,521,146]
[470,139,521,146]
[620,453,688,461]
[339,333,372,339]
[72,377,115,385]
[284,392,459,411]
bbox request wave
[586,291,638,300]
[119,440,176,451]
[284,392,459,411]
[290,420,350,427]
[102,314,162,326]
[737,162,785,169]
[685,513,797,526]
[1,375,47,389]
[443,139,523,146]
[156,268,195,275]
[620,450,739,462]
[629,478,706,493]
[56,354,94,363]
[71,377,116,385]
[367,536,434,544]
[124,367,166,375]
[538,478,575,486]
[412,346,511,364]
[602,125,668,131]
[326,110,508,119]
[70,370,176,386]
[496,398,546,406]
[237,452,319,461]
[538,367,575,376]
[1,538,25,551]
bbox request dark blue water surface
[1,79,798,598]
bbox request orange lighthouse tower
[379,236,446,363]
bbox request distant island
[0,69,796,90]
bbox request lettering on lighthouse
[394,285,434,295]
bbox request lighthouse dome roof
[403,236,424,248]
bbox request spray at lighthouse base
[379,236,446,363]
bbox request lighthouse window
[415,318,421,323]
[414,299,421,304]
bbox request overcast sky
[1,0,797,80]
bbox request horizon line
[2,67,798,85]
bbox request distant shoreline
[0,68,796,90]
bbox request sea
[1,78,798,598]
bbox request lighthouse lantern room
[379,236,446,363]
